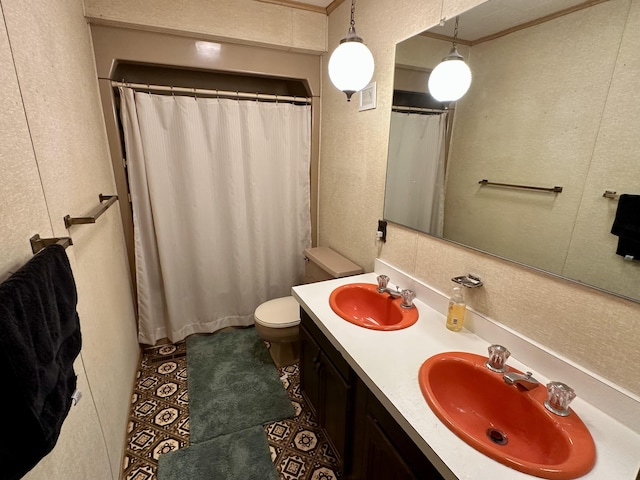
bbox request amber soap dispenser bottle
[446,286,466,332]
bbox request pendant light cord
[345,0,361,41]
[453,16,459,49]
[350,0,356,29]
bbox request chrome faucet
[503,371,540,391]
[486,345,574,414]
[376,275,416,309]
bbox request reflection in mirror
[384,0,640,302]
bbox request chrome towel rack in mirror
[64,194,118,228]
[479,179,563,193]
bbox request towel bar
[479,179,563,193]
[64,194,118,228]
[30,234,73,254]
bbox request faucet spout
[375,275,415,308]
[503,371,540,391]
[378,287,416,308]
[378,286,402,297]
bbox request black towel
[0,244,82,480]
[611,194,640,259]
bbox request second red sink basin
[419,352,596,479]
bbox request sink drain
[486,428,508,446]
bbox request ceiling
[272,0,607,41]
[428,0,607,42]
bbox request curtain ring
[193,87,197,99]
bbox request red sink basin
[329,283,418,331]
[419,352,596,479]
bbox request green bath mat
[186,327,295,443]
[157,425,279,480]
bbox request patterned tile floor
[122,337,342,480]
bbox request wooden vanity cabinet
[299,309,353,469]
[299,308,445,480]
[352,378,445,480]
[359,411,417,479]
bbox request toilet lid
[254,296,300,328]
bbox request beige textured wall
[319,0,481,272]
[321,0,640,396]
[0,10,51,278]
[319,0,444,269]
[84,0,327,53]
[0,0,139,478]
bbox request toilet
[254,247,362,368]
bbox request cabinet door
[299,323,321,415]
[320,349,351,465]
[362,413,416,480]
[358,382,445,480]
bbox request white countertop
[292,268,640,480]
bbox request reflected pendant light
[328,0,375,102]
[428,16,472,102]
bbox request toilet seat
[254,296,300,329]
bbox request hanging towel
[0,244,82,480]
[611,194,640,260]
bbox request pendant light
[328,0,375,102]
[428,16,472,102]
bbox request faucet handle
[485,344,511,373]
[377,275,390,291]
[544,382,576,416]
[400,289,416,308]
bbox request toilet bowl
[254,247,362,368]
[254,296,300,368]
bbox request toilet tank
[303,247,363,284]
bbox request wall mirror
[384,0,640,302]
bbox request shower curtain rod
[111,81,311,104]
[392,105,448,114]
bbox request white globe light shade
[328,40,375,100]
[428,58,472,102]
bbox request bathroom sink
[329,283,418,330]
[419,352,596,479]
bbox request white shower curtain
[384,112,447,236]
[119,88,311,344]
